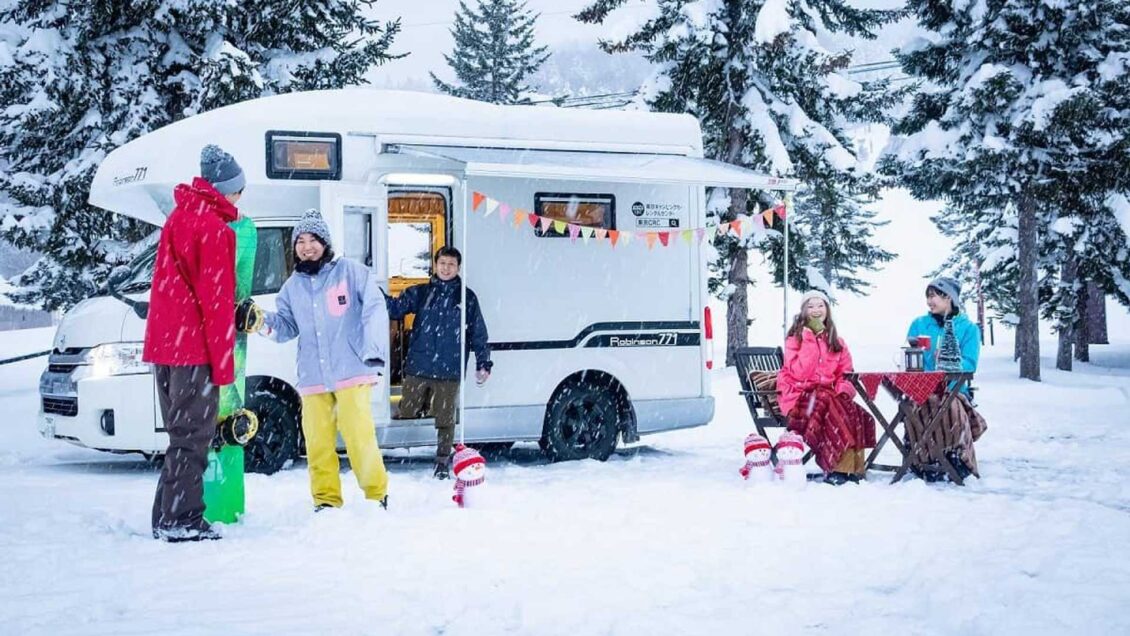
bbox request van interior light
[382,173,458,186]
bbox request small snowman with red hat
[739,433,774,483]
[774,431,808,488]
[451,444,486,509]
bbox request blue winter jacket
[906,312,981,373]
[263,258,390,396]
[386,276,492,381]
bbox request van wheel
[244,382,300,475]
[542,380,619,462]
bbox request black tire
[541,379,620,462]
[243,380,301,475]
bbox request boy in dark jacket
[387,247,492,479]
[142,144,244,542]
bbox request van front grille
[43,396,78,417]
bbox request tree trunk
[1085,280,1108,345]
[1075,278,1091,362]
[1056,251,1076,371]
[724,187,751,367]
[1017,192,1041,381]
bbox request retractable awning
[389,144,800,191]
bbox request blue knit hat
[200,144,246,195]
[927,276,962,305]
[292,208,332,249]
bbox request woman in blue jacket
[902,276,987,481]
[256,209,391,511]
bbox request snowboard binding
[213,408,260,449]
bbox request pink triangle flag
[568,223,581,242]
[540,217,554,233]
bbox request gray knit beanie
[292,208,332,249]
[200,144,246,195]
[927,276,962,305]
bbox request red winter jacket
[142,177,237,385]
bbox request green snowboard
[204,216,257,524]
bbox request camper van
[37,89,798,473]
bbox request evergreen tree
[882,0,1130,381]
[431,0,550,105]
[0,1,403,310]
[578,0,905,364]
[791,175,895,295]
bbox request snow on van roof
[89,89,708,223]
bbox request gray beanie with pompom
[200,144,246,195]
[292,208,332,249]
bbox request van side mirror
[108,266,131,289]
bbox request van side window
[534,193,615,237]
[252,227,294,295]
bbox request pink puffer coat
[776,328,857,416]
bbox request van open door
[320,182,390,425]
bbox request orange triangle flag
[729,220,742,237]
[763,209,774,225]
[609,230,620,247]
[472,192,485,211]
[645,232,657,250]
[513,210,524,228]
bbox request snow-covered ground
[2,324,1129,635]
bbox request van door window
[342,206,374,266]
[251,226,294,295]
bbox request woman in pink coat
[777,290,876,485]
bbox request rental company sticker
[631,201,684,228]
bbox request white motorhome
[37,89,798,473]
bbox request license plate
[39,415,56,437]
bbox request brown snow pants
[151,364,218,533]
[398,374,460,462]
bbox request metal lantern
[903,346,925,372]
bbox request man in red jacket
[143,144,243,542]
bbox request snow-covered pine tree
[791,176,895,295]
[431,0,550,104]
[882,0,1130,381]
[578,0,904,364]
[0,1,402,311]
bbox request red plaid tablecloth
[855,372,947,405]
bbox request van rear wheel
[541,380,619,462]
[244,381,300,475]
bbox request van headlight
[85,343,149,378]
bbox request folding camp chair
[734,346,815,466]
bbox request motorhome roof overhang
[389,145,801,192]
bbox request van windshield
[113,226,295,296]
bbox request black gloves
[235,298,264,334]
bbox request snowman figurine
[451,445,487,509]
[739,433,774,483]
[774,431,808,488]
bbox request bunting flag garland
[467,191,793,250]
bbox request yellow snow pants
[301,383,388,507]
